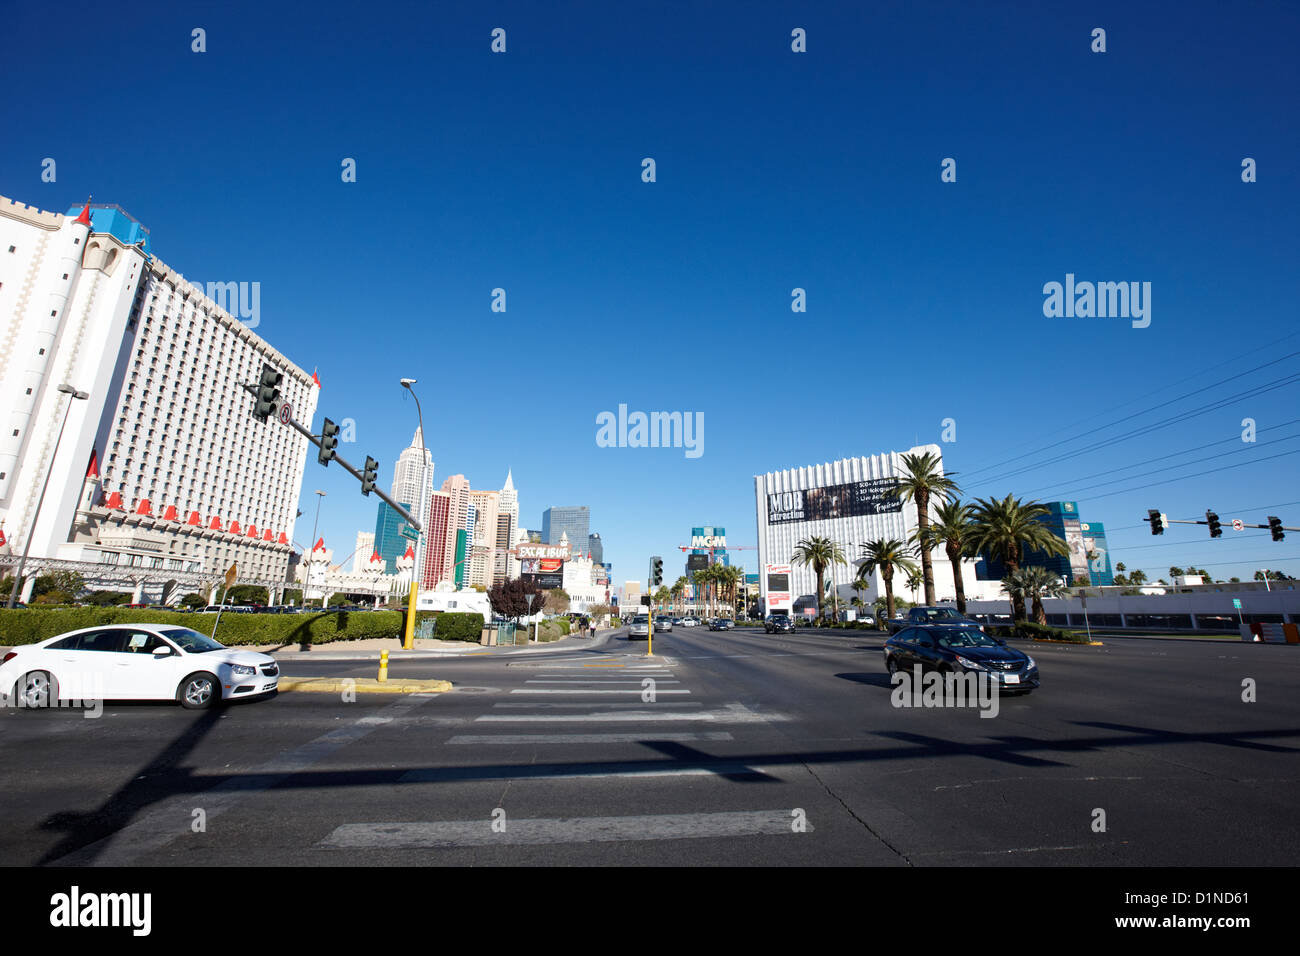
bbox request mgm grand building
[753,445,980,616]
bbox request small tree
[180,592,207,609]
[545,588,570,616]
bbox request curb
[278,677,452,694]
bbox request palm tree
[967,494,1069,621]
[1003,566,1069,625]
[792,536,847,622]
[858,538,918,621]
[890,451,960,606]
[1128,569,1148,585]
[671,576,687,614]
[928,499,974,614]
[720,564,745,618]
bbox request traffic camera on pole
[1206,510,1222,538]
[1147,509,1167,535]
[318,418,340,465]
[361,457,379,496]
[1268,516,1285,542]
[253,364,282,422]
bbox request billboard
[517,543,569,561]
[691,526,726,548]
[765,563,792,613]
[686,553,709,572]
[522,571,564,589]
[766,479,902,524]
[521,557,564,575]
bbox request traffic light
[1206,510,1222,538]
[361,456,378,496]
[1147,509,1166,535]
[1268,516,1285,542]
[650,556,663,587]
[318,418,339,465]
[253,364,282,422]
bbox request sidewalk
[260,628,616,660]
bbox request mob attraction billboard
[766,478,902,524]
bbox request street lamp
[400,378,428,650]
[308,490,325,606]
[7,384,89,608]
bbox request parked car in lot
[887,606,984,634]
[883,624,1037,693]
[765,615,796,633]
[0,623,280,710]
[628,615,651,639]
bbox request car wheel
[178,672,220,710]
[19,670,57,709]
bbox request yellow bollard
[378,649,389,682]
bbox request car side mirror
[152,646,173,658]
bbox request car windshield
[920,608,964,621]
[633,616,648,624]
[934,628,1000,648]
[158,627,226,653]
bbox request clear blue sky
[4,0,1298,585]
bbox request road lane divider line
[319,810,811,849]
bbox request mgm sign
[691,526,725,548]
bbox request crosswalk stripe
[319,810,810,848]
[475,706,782,723]
[508,689,691,695]
[446,732,734,744]
[524,680,681,684]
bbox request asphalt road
[2,625,1297,866]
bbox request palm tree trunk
[1006,556,1026,621]
[1033,594,1046,626]
[883,571,895,619]
[815,569,825,621]
[918,490,936,605]
[947,543,966,614]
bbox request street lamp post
[308,490,326,606]
[7,384,89,609]
[401,379,427,650]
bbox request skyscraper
[542,506,589,549]
[439,474,471,586]
[390,428,433,517]
[588,532,603,565]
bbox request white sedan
[0,623,280,710]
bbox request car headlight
[230,663,256,677]
[1024,655,1037,670]
[953,655,987,671]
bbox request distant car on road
[883,625,1037,694]
[654,616,674,632]
[0,623,280,710]
[628,615,651,639]
[764,615,796,634]
[680,617,700,627]
[709,618,734,631]
[887,606,984,634]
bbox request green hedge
[1013,621,1091,643]
[0,607,405,647]
[434,612,485,642]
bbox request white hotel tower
[0,195,318,601]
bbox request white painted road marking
[446,732,734,745]
[508,689,691,695]
[319,810,810,848]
